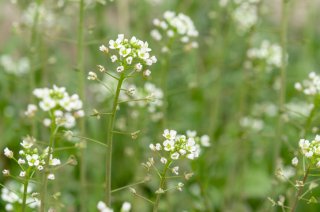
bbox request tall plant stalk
[274,0,289,170]
[76,0,87,210]
[40,116,57,212]
[153,160,172,212]
[105,73,125,206]
[21,170,30,212]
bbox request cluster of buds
[297,135,320,167]
[99,34,157,77]
[3,136,61,180]
[151,11,198,51]
[294,72,320,96]
[247,40,283,71]
[25,85,84,128]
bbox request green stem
[40,116,56,212]
[22,171,30,212]
[153,160,171,212]
[105,74,125,206]
[290,166,310,212]
[29,0,43,136]
[273,0,289,170]
[77,0,86,211]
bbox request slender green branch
[72,135,108,148]
[291,166,310,212]
[105,73,125,206]
[153,160,172,212]
[111,179,147,193]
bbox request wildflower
[99,45,108,53]
[292,157,298,166]
[4,148,13,158]
[172,166,179,175]
[88,71,97,80]
[177,182,184,191]
[2,169,10,176]
[47,174,55,180]
[155,188,165,194]
[25,104,37,117]
[116,66,124,73]
[163,129,177,140]
[151,11,198,50]
[97,201,113,212]
[19,171,26,177]
[121,202,131,212]
[160,157,167,164]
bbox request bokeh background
[1,0,320,211]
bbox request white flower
[126,56,133,65]
[160,157,167,164]
[50,158,61,166]
[121,202,131,212]
[143,69,151,77]
[200,135,211,147]
[171,152,180,160]
[177,182,184,191]
[172,166,179,175]
[292,157,298,166]
[43,118,51,127]
[2,169,10,176]
[19,171,26,177]
[155,143,162,151]
[4,148,13,158]
[135,63,143,71]
[18,158,26,164]
[305,151,313,158]
[117,66,124,73]
[26,154,40,167]
[39,98,56,111]
[25,104,37,117]
[99,45,108,52]
[163,129,177,140]
[47,173,55,180]
[88,71,97,80]
[150,29,162,41]
[111,55,118,62]
[97,201,113,212]
[163,140,175,151]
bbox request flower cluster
[99,34,157,77]
[247,40,283,71]
[149,129,210,161]
[22,3,55,29]
[97,201,131,212]
[120,82,164,121]
[1,181,40,211]
[3,136,61,180]
[28,85,84,128]
[298,135,320,167]
[240,116,264,131]
[151,11,199,51]
[294,72,320,96]
[233,0,260,33]
[0,55,30,76]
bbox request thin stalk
[22,171,30,212]
[105,74,125,206]
[29,0,43,136]
[273,0,289,170]
[76,0,86,210]
[290,167,310,212]
[40,116,56,212]
[153,160,172,212]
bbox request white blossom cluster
[97,201,131,212]
[120,82,164,121]
[21,3,55,29]
[149,129,210,161]
[151,11,199,51]
[99,34,157,77]
[0,55,30,76]
[294,72,320,96]
[247,40,283,71]
[3,136,61,180]
[1,181,40,211]
[298,135,320,167]
[233,0,260,33]
[240,116,264,131]
[27,85,84,128]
